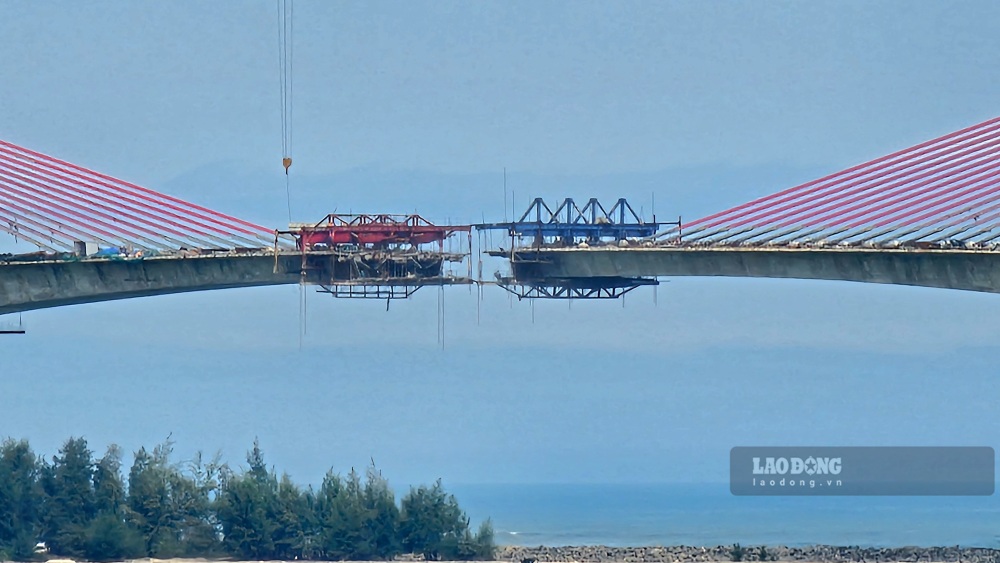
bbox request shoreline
[35,546,998,563]
[496,545,1000,562]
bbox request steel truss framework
[317,276,472,300]
[288,213,471,249]
[475,198,663,299]
[277,213,474,299]
[493,276,659,300]
[476,197,670,244]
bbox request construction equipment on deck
[277,214,472,299]
[476,197,668,245]
[476,197,669,299]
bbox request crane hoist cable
[278,0,305,343]
[277,0,293,221]
[278,0,293,171]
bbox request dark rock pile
[497,545,1000,563]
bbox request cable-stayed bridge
[494,116,1000,298]
[2,116,1000,316]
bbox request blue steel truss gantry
[475,197,670,245]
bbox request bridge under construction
[2,115,1000,317]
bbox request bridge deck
[0,251,469,315]
[504,246,1000,294]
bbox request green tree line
[0,437,494,561]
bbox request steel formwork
[476,198,663,298]
[279,214,473,299]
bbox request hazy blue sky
[1,1,999,488]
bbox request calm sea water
[449,483,1000,548]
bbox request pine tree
[82,444,145,561]
[216,440,280,559]
[93,446,125,516]
[126,439,217,557]
[39,437,96,557]
[399,480,468,561]
[363,463,400,559]
[315,470,350,559]
[0,439,42,560]
[273,474,314,559]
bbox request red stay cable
[0,156,241,246]
[699,126,1000,231]
[0,181,160,248]
[685,116,1000,230]
[764,145,1000,229]
[0,140,271,236]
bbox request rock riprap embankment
[497,545,1000,563]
